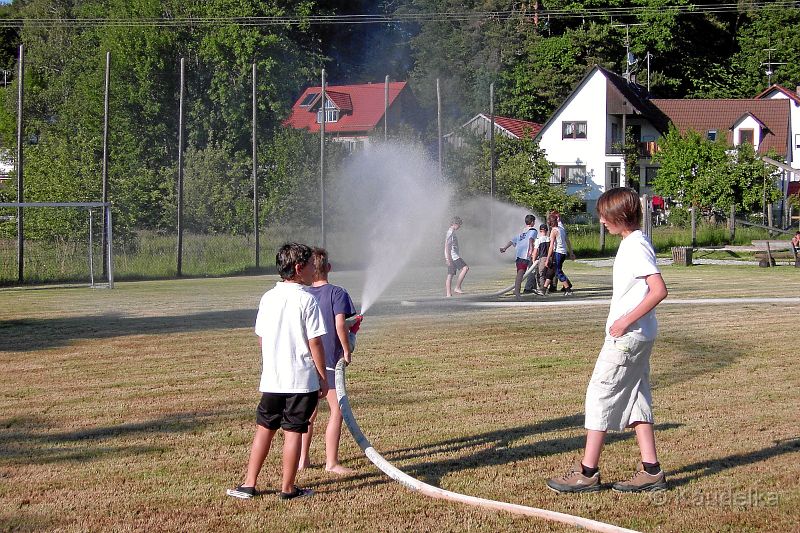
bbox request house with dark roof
[535,65,794,212]
[445,114,542,147]
[284,81,415,151]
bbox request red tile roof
[285,81,407,134]
[756,84,800,106]
[650,99,790,156]
[494,116,542,138]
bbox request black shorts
[447,257,467,275]
[256,392,318,433]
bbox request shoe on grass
[612,462,667,493]
[226,485,257,499]
[563,288,574,296]
[546,460,601,493]
[279,486,314,500]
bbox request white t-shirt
[511,228,537,260]
[606,230,660,341]
[553,224,568,255]
[254,282,327,393]
[445,227,461,260]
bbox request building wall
[763,90,800,171]
[539,69,621,213]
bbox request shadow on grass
[0,411,221,465]
[0,309,255,351]
[652,333,746,390]
[318,415,682,493]
[666,437,800,489]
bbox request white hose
[334,359,641,533]
[485,263,538,297]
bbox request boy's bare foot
[454,288,464,294]
[298,461,311,470]
[325,464,354,475]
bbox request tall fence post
[384,75,389,142]
[600,222,606,253]
[436,78,442,176]
[15,44,24,284]
[101,51,111,279]
[691,205,697,248]
[320,68,326,248]
[729,204,735,243]
[252,62,259,268]
[176,57,185,277]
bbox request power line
[0,2,796,28]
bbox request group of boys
[499,214,562,298]
[230,186,671,502]
[226,243,360,501]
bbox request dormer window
[316,108,339,123]
[738,128,754,146]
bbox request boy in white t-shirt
[500,214,537,298]
[547,188,669,494]
[227,242,328,501]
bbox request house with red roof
[534,65,794,213]
[284,81,415,150]
[445,114,542,147]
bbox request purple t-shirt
[305,283,356,369]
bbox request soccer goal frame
[0,201,114,288]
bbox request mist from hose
[330,143,451,313]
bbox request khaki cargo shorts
[585,335,655,432]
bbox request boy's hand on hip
[608,317,630,338]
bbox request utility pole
[489,82,496,239]
[644,51,653,93]
[384,75,389,142]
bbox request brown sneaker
[546,460,601,493]
[612,462,667,493]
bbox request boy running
[445,216,469,297]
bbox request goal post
[0,201,114,288]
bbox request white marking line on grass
[402,297,800,308]
[334,360,641,533]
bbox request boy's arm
[308,336,328,398]
[500,240,514,253]
[334,313,351,364]
[546,230,556,262]
[608,273,668,337]
[444,236,453,263]
[527,237,535,259]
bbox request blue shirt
[305,283,356,369]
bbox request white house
[535,66,793,213]
[756,84,800,171]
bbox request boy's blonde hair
[597,187,641,230]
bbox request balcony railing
[605,141,659,157]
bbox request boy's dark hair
[539,223,548,231]
[276,242,312,280]
[525,214,535,225]
[451,216,463,225]
[311,247,329,274]
[597,187,642,230]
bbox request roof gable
[756,84,800,106]
[285,81,407,134]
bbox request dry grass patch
[1,264,799,532]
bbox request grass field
[1,261,799,532]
